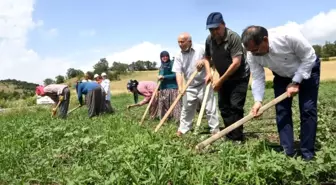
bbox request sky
[0,0,336,84]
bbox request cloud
[105,9,336,68]
[0,0,72,84]
[105,41,204,66]
[46,28,58,36]
[79,29,96,37]
[269,9,336,44]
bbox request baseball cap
[101,72,107,76]
[206,12,224,29]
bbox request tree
[66,68,85,79]
[312,45,322,57]
[55,75,65,84]
[44,78,55,86]
[93,58,109,75]
[110,62,128,74]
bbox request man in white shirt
[100,72,114,113]
[173,32,220,136]
[241,25,320,161]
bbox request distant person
[35,84,70,119]
[241,25,321,161]
[126,80,159,119]
[157,51,181,123]
[82,71,94,82]
[173,32,220,137]
[76,81,104,118]
[94,74,102,84]
[101,72,115,113]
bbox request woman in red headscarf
[36,84,70,118]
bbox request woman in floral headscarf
[157,51,181,123]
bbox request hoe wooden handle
[194,68,215,133]
[154,70,199,132]
[67,105,81,115]
[140,81,162,125]
[195,92,288,151]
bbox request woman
[76,81,104,118]
[157,51,181,123]
[126,80,159,119]
[35,84,71,119]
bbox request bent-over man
[241,25,320,161]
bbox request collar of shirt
[211,28,229,44]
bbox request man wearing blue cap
[199,12,250,142]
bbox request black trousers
[272,57,320,159]
[218,75,250,141]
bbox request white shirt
[101,78,111,100]
[247,27,317,102]
[172,44,206,87]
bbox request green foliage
[44,78,55,86]
[55,75,65,84]
[93,58,109,75]
[67,68,84,79]
[313,40,336,60]
[0,82,335,184]
[0,79,38,91]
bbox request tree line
[0,79,38,100]
[312,40,336,60]
[43,58,159,86]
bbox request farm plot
[0,81,335,184]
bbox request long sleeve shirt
[101,79,111,101]
[159,60,178,90]
[246,27,317,102]
[137,81,157,105]
[77,82,100,105]
[43,84,68,102]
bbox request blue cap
[206,12,224,29]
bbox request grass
[0,80,335,184]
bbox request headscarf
[35,85,45,96]
[127,79,139,103]
[160,51,171,68]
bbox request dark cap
[206,12,224,29]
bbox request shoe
[302,155,314,161]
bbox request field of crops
[0,81,336,184]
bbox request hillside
[0,79,38,99]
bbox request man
[202,12,250,142]
[172,32,220,136]
[241,25,320,161]
[101,72,115,113]
[36,84,70,119]
[76,81,104,118]
[82,71,94,82]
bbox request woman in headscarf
[36,84,71,119]
[157,51,181,123]
[76,81,104,118]
[126,80,159,119]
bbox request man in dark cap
[198,12,250,142]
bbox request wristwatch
[291,81,300,85]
